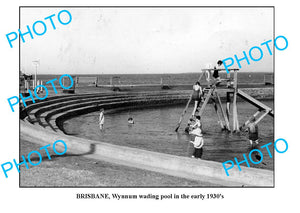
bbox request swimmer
[128,117,134,124]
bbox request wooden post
[240,110,261,131]
[199,87,215,116]
[254,110,270,126]
[37,80,40,92]
[232,70,239,132]
[226,92,231,123]
[25,80,29,92]
[212,94,224,129]
[208,70,212,86]
[216,91,231,131]
[232,93,237,131]
[174,95,193,132]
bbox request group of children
[191,60,224,118]
[100,108,258,160]
[98,58,259,160]
[188,60,259,159]
[187,114,259,160]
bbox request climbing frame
[175,68,274,133]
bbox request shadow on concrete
[21,143,96,162]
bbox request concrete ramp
[237,89,274,117]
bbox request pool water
[63,100,274,170]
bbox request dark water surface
[64,100,274,170]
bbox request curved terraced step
[52,97,186,133]
[24,90,188,110]
[43,95,185,131]
[22,91,189,133]
[32,94,138,125]
[22,93,109,121]
[23,91,188,121]
[32,91,185,120]
[24,93,128,119]
[40,97,139,130]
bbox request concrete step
[50,97,190,133]
[23,90,187,114]
[32,94,186,130]
[32,94,138,124]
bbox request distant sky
[20,7,273,74]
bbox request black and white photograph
[1,0,299,212]
[19,7,274,187]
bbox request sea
[34,72,273,86]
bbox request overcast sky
[20,7,273,74]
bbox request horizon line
[25,71,274,75]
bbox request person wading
[99,108,105,130]
[189,116,204,159]
[247,117,259,148]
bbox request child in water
[185,117,194,133]
[99,108,104,130]
[247,117,259,148]
[128,117,134,124]
[189,116,204,159]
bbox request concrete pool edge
[21,121,273,187]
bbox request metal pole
[34,65,37,88]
